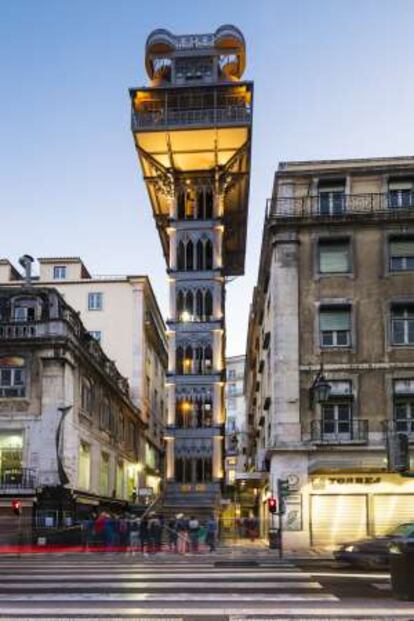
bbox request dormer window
[53,266,67,280]
[388,180,414,209]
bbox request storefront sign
[137,487,153,497]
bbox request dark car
[334,522,414,569]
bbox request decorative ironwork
[310,419,368,444]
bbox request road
[0,554,413,619]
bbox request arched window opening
[175,458,183,482]
[176,347,184,375]
[205,240,213,270]
[195,346,203,374]
[185,190,195,219]
[184,345,193,374]
[196,290,203,320]
[177,191,185,220]
[196,240,204,270]
[177,241,185,271]
[204,345,213,374]
[205,290,213,319]
[205,189,213,219]
[196,190,204,219]
[186,240,194,271]
[185,290,194,317]
[176,290,184,317]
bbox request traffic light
[11,499,22,516]
[277,478,290,498]
[268,497,277,514]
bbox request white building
[225,355,247,485]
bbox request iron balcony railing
[267,192,414,219]
[310,419,368,444]
[0,468,37,490]
[382,419,414,440]
[132,105,251,130]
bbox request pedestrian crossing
[0,556,339,617]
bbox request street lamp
[310,365,331,407]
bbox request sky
[1,0,414,355]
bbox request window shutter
[320,309,350,331]
[390,240,414,257]
[320,244,349,272]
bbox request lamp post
[309,364,331,407]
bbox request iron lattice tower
[130,25,253,511]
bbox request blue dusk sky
[1,0,414,355]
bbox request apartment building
[225,355,248,485]
[0,283,144,537]
[246,156,414,551]
[0,257,167,496]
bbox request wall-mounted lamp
[309,364,331,408]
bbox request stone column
[169,278,176,321]
[165,437,175,480]
[213,227,223,270]
[168,331,176,374]
[213,382,223,425]
[167,383,176,426]
[213,436,223,480]
[169,228,177,270]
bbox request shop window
[391,305,414,346]
[0,432,23,482]
[319,306,351,347]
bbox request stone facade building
[0,257,167,497]
[225,355,248,485]
[0,283,145,538]
[246,156,414,550]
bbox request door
[311,494,368,548]
[373,494,414,536]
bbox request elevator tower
[130,26,253,511]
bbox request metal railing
[310,419,368,444]
[0,468,37,490]
[382,419,414,440]
[267,193,414,219]
[132,105,251,130]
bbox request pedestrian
[118,514,130,550]
[140,515,149,555]
[176,513,189,555]
[205,515,217,552]
[167,516,178,553]
[82,513,95,551]
[128,517,140,556]
[188,515,200,553]
[93,511,107,549]
[148,512,161,554]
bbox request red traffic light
[268,497,278,514]
[11,499,22,516]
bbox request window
[389,181,414,209]
[228,369,236,380]
[393,380,414,435]
[88,331,102,343]
[389,238,414,272]
[88,292,103,311]
[229,383,237,395]
[53,266,67,280]
[321,403,352,438]
[0,432,23,479]
[319,307,351,347]
[81,379,93,415]
[116,461,124,498]
[318,240,350,274]
[0,366,25,398]
[392,305,414,345]
[14,305,35,322]
[78,442,91,490]
[318,184,346,215]
[99,452,110,496]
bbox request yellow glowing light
[181,311,191,322]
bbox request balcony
[0,468,37,492]
[132,104,251,132]
[310,419,368,445]
[382,419,414,442]
[267,192,414,221]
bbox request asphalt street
[0,554,413,620]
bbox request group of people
[82,511,218,554]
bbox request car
[334,522,414,569]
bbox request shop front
[309,473,414,549]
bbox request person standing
[188,516,200,553]
[140,515,149,555]
[205,515,217,552]
[167,517,178,553]
[176,513,189,555]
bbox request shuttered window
[390,238,414,271]
[319,241,350,273]
[320,308,351,347]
